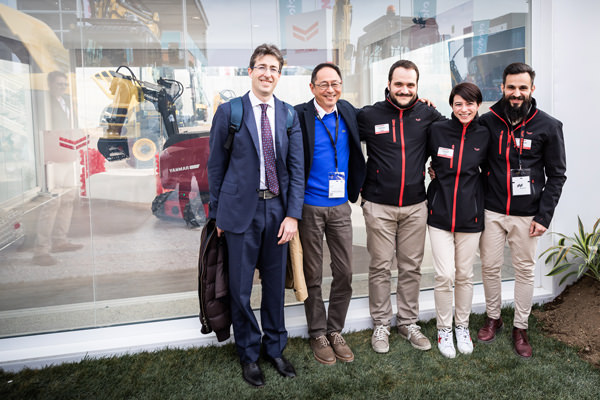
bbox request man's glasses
[313,81,342,90]
[252,65,280,75]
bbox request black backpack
[223,96,295,152]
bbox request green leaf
[543,250,560,264]
[559,270,578,285]
[577,216,585,239]
[590,234,600,248]
[540,216,600,285]
[546,262,574,276]
[592,217,600,233]
[554,246,571,265]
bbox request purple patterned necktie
[260,103,279,195]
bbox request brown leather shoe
[512,328,532,359]
[310,336,336,365]
[477,317,503,343]
[327,332,354,362]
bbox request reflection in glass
[0,0,527,337]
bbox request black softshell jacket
[358,90,444,207]
[480,99,567,228]
[427,114,489,233]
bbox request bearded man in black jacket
[476,62,567,359]
[357,60,445,354]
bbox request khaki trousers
[363,200,427,326]
[299,202,353,338]
[480,210,539,329]
[429,226,480,329]
[35,162,77,255]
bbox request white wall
[532,0,600,292]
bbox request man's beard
[501,95,532,125]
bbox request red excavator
[95,66,210,227]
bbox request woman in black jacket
[427,82,489,358]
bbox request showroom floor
[0,195,512,337]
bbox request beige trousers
[429,226,480,329]
[35,162,77,255]
[480,210,539,329]
[363,200,427,326]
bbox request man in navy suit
[294,63,365,365]
[207,44,304,387]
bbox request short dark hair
[249,43,284,72]
[449,82,482,106]
[503,62,535,85]
[47,70,67,85]
[388,60,419,83]
[311,63,342,84]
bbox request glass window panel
[0,0,527,337]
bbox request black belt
[258,190,279,199]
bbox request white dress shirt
[313,98,338,119]
[249,91,276,191]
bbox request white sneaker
[437,328,456,358]
[371,325,391,353]
[455,325,474,355]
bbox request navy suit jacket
[294,99,366,203]
[207,92,304,234]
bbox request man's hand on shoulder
[419,98,436,108]
[277,217,298,245]
[529,221,547,237]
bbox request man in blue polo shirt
[294,63,366,364]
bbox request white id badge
[511,168,531,196]
[437,147,454,159]
[514,138,532,150]
[328,171,346,198]
[374,124,389,134]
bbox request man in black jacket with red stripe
[476,63,567,359]
[357,60,444,354]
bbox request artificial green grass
[1,308,599,400]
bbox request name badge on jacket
[374,124,389,134]
[514,138,532,150]
[511,168,531,196]
[437,147,454,159]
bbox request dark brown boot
[477,317,503,343]
[512,328,532,359]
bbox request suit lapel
[338,101,359,149]
[241,93,260,158]
[303,101,316,165]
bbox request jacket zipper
[450,144,455,169]
[451,123,468,232]
[505,131,511,214]
[489,107,540,216]
[385,96,417,208]
[505,122,524,214]
[392,119,396,142]
[398,110,405,206]
[489,108,515,215]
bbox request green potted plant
[540,216,600,285]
